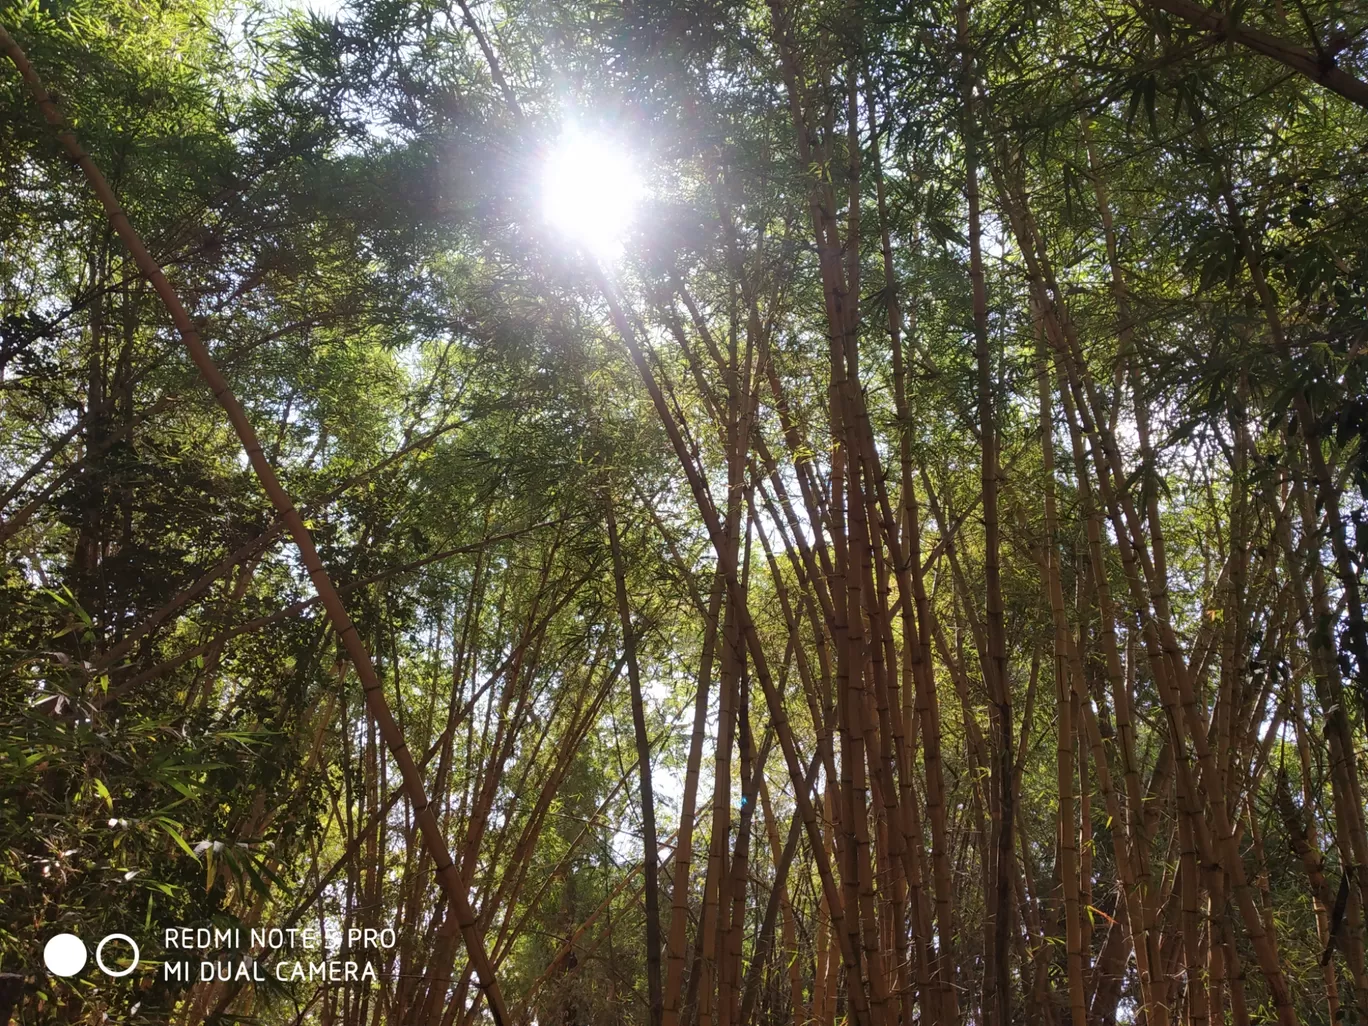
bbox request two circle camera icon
[43,933,140,978]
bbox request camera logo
[43,933,140,978]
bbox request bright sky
[540,127,645,262]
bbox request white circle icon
[95,934,140,977]
[43,933,88,976]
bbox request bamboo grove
[2,0,1367,1024]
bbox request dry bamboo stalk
[1287,688,1343,1023]
[607,500,664,1026]
[956,11,1012,1024]
[596,266,880,1026]
[1034,338,1087,1026]
[662,574,724,1026]
[997,161,1299,1025]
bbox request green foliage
[2,0,1367,1021]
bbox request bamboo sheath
[0,25,511,1026]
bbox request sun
[540,127,643,261]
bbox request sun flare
[540,127,643,260]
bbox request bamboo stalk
[0,27,512,1026]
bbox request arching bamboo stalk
[0,27,511,1026]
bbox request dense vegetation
[2,0,1368,1023]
